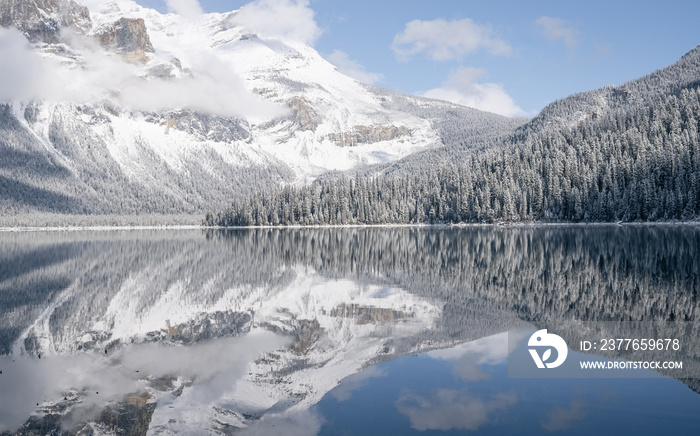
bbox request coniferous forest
[206,84,700,226]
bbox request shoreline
[0,225,204,232]
[1,220,699,232]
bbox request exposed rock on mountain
[0,0,91,43]
[288,96,320,131]
[96,16,154,62]
[326,124,411,147]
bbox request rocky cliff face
[289,96,320,131]
[0,0,91,43]
[96,17,154,63]
[326,125,411,147]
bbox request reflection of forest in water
[210,226,700,386]
[208,225,700,322]
[2,226,700,356]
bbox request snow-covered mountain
[0,0,520,217]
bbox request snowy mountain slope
[341,86,528,179]
[0,0,520,217]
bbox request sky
[121,1,699,116]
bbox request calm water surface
[0,226,699,435]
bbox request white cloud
[0,29,58,101]
[325,50,384,85]
[422,67,525,117]
[165,0,204,19]
[0,28,287,120]
[536,16,579,50]
[392,18,511,61]
[227,0,321,45]
[428,331,513,363]
[116,51,288,120]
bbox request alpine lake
[1,225,700,435]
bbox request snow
[12,0,442,188]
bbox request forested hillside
[522,45,700,133]
[207,46,700,226]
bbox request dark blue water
[317,332,700,435]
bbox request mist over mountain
[0,0,521,220]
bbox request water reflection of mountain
[1,226,699,434]
[210,226,700,323]
[208,226,700,370]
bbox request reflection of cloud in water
[452,353,491,381]
[0,332,286,433]
[541,399,586,432]
[329,366,387,402]
[394,332,520,431]
[0,353,139,432]
[427,331,524,380]
[428,331,517,363]
[396,389,516,431]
